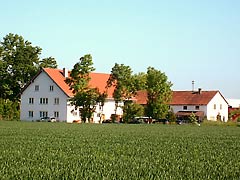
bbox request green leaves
[39,57,58,69]
[0,33,58,101]
[146,67,172,119]
[66,54,105,122]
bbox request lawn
[0,121,240,179]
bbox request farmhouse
[170,89,229,122]
[20,68,122,123]
[135,89,229,122]
[20,67,229,123]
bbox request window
[29,98,34,104]
[195,106,199,110]
[40,111,48,118]
[214,104,216,110]
[54,111,59,118]
[183,106,187,110]
[35,85,39,91]
[40,98,48,104]
[54,98,59,105]
[29,111,33,117]
[50,85,54,91]
[220,104,222,110]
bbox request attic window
[50,85,54,91]
[214,104,216,110]
[195,106,199,110]
[183,106,187,110]
[35,85,39,91]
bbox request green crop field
[0,121,240,179]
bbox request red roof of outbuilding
[135,90,226,105]
[135,90,148,105]
[170,91,219,105]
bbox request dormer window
[50,85,54,91]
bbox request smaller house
[170,89,228,122]
[135,89,229,122]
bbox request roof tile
[43,68,114,98]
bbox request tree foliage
[0,99,20,121]
[122,100,144,123]
[39,57,58,69]
[132,72,147,91]
[146,67,172,119]
[107,63,134,114]
[0,33,41,100]
[66,54,106,123]
[0,33,58,101]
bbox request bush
[0,99,20,121]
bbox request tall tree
[122,100,144,123]
[132,72,147,91]
[0,33,41,100]
[65,54,106,123]
[39,57,58,69]
[107,63,134,117]
[146,67,172,119]
[0,33,58,101]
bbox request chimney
[198,88,202,94]
[192,80,195,92]
[63,68,68,78]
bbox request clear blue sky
[1,0,239,98]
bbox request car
[40,117,56,122]
[153,119,169,124]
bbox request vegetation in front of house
[0,121,240,179]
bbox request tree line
[66,55,173,123]
[0,33,173,122]
[0,33,57,120]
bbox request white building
[227,99,240,108]
[170,89,229,122]
[20,68,122,123]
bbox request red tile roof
[43,68,114,98]
[89,72,114,98]
[135,90,148,105]
[135,90,223,105]
[170,91,218,105]
[43,68,74,97]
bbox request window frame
[54,98,59,105]
[54,111,59,118]
[50,85,54,92]
[29,98,34,104]
[28,111,34,118]
[40,111,48,118]
[35,85,39,91]
[40,98,48,105]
